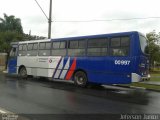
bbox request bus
[7,31,150,87]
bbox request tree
[0,31,23,53]
[0,13,46,53]
[0,13,24,53]
[0,13,23,33]
[23,33,46,41]
[146,30,160,68]
[0,13,46,69]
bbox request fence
[0,53,7,71]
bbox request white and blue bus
[8,31,150,87]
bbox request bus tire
[19,67,27,79]
[74,71,88,87]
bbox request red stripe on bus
[65,58,76,80]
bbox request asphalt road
[0,73,160,119]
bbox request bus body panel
[8,57,17,74]
[76,56,132,84]
[17,56,61,78]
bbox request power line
[34,0,52,38]
[34,0,49,20]
[53,16,160,23]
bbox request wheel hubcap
[76,76,85,85]
[20,68,27,77]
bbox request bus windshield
[139,35,148,54]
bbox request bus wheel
[74,71,88,87]
[19,67,27,79]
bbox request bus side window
[39,42,51,56]
[18,44,27,56]
[10,47,17,57]
[68,40,86,56]
[110,36,130,56]
[51,41,66,56]
[27,43,38,56]
[87,38,108,56]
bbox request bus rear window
[139,35,148,54]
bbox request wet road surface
[0,73,160,119]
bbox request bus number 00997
[115,60,130,65]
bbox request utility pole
[34,0,52,39]
[48,0,52,39]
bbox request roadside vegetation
[131,83,160,91]
[150,73,160,81]
[146,31,160,67]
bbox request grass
[130,83,160,91]
[150,73,160,82]
[150,77,160,81]
[121,82,160,91]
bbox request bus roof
[51,31,139,41]
[14,31,140,44]
[16,39,51,44]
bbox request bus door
[8,44,18,74]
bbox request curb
[130,86,146,90]
[141,83,160,86]
[114,85,160,92]
[145,88,160,92]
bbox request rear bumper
[131,73,150,82]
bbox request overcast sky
[0,0,160,38]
